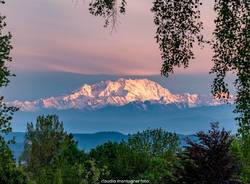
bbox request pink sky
[3,0,215,75]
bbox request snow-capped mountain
[9,78,231,112]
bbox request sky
[2,0,216,76]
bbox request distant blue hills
[6,132,197,160]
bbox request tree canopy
[176,123,241,184]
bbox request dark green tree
[139,154,180,184]
[72,160,106,184]
[231,135,250,183]
[0,142,28,184]
[211,0,250,137]
[128,129,180,183]
[90,141,148,180]
[210,3,250,182]
[128,128,180,157]
[90,129,180,183]
[21,115,68,174]
[21,114,106,184]
[54,133,87,167]
[176,123,241,184]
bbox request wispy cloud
[4,0,215,75]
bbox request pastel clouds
[3,0,215,75]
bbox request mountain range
[9,78,232,112]
[9,78,236,134]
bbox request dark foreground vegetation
[0,114,247,184]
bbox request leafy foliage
[89,0,126,29]
[128,129,181,183]
[90,129,180,183]
[139,154,180,184]
[0,0,18,145]
[176,123,241,184]
[0,3,14,88]
[0,141,28,184]
[20,114,105,184]
[128,128,180,157]
[89,0,204,76]
[90,141,149,179]
[18,117,244,183]
[33,160,104,184]
[0,1,29,183]
[231,135,250,183]
[211,0,250,137]
[151,0,204,76]
[21,115,68,173]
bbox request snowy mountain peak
[65,78,173,102]
[8,78,231,112]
